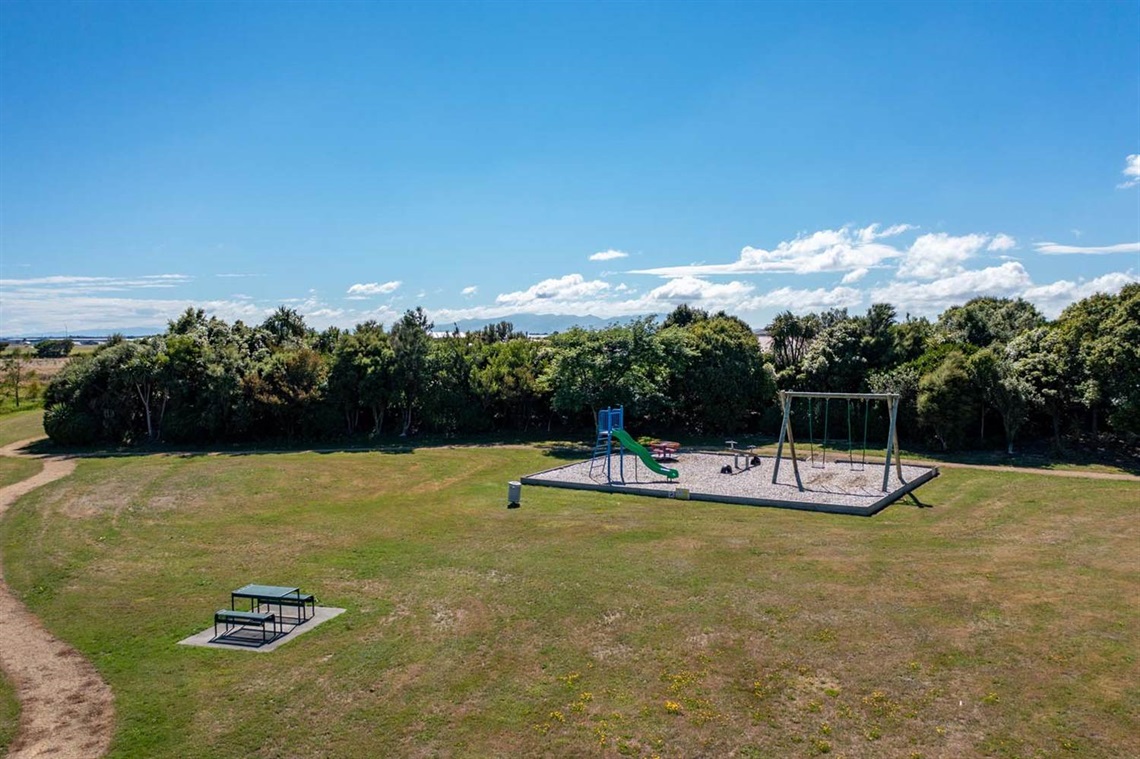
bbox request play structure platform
[521,452,937,516]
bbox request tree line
[42,284,1138,453]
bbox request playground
[523,396,939,515]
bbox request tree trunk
[136,384,154,441]
[157,394,168,441]
[401,406,413,437]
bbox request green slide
[610,428,679,480]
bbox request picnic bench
[647,440,680,461]
[231,584,316,626]
[213,609,278,645]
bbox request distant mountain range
[4,313,762,342]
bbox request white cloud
[589,249,629,261]
[346,281,401,297]
[431,273,752,323]
[461,286,478,296]
[841,267,869,284]
[0,293,265,335]
[1117,154,1140,189]
[740,286,863,313]
[987,233,1017,252]
[896,232,990,280]
[643,276,753,304]
[632,223,913,277]
[1034,241,1140,255]
[495,274,610,306]
[872,262,1034,314]
[0,274,190,291]
[1022,271,1139,317]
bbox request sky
[1,1,1138,336]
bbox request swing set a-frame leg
[772,392,804,491]
[882,397,905,491]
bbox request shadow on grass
[18,429,1138,477]
[16,430,597,462]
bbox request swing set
[771,391,904,493]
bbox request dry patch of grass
[0,445,1136,758]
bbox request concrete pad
[177,606,346,652]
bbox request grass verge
[0,458,42,490]
[0,672,17,756]
[0,410,44,449]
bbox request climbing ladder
[589,406,625,482]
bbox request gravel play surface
[522,452,938,515]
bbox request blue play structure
[590,405,679,482]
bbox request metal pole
[772,391,789,483]
[893,398,905,485]
[882,396,899,492]
[787,403,803,491]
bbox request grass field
[0,409,44,753]
[0,409,45,448]
[0,678,16,759]
[0,421,1135,758]
[0,457,41,490]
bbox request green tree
[326,332,369,434]
[937,297,1044,348]
[917,350,977,450]
[662,304,709,329]
[767,311,820,385]
[261,306,309,350]
[390,308,433,436]
[1007,326,1071,450]
[799,318,866,393]
[244,347,328,438]
[2,349,28,407]
[473,321,524,344]
[671,316,773,433]
[541,319,667,426]
[123,338,171,441]
[968,347,1039,454]
[890,315,934,364]
[472,338,548,430]
[34,338,74,358]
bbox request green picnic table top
[232,584,300,600]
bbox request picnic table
[648,440,680,461]
[231,583,316,625]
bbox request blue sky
[1,1,1137,335]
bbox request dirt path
[0,438,114,759]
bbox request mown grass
[0,409,43,449]
[0,672,16,757]
[0,410,43,754]
[0,442,1137,758]
[0,458,41,490]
